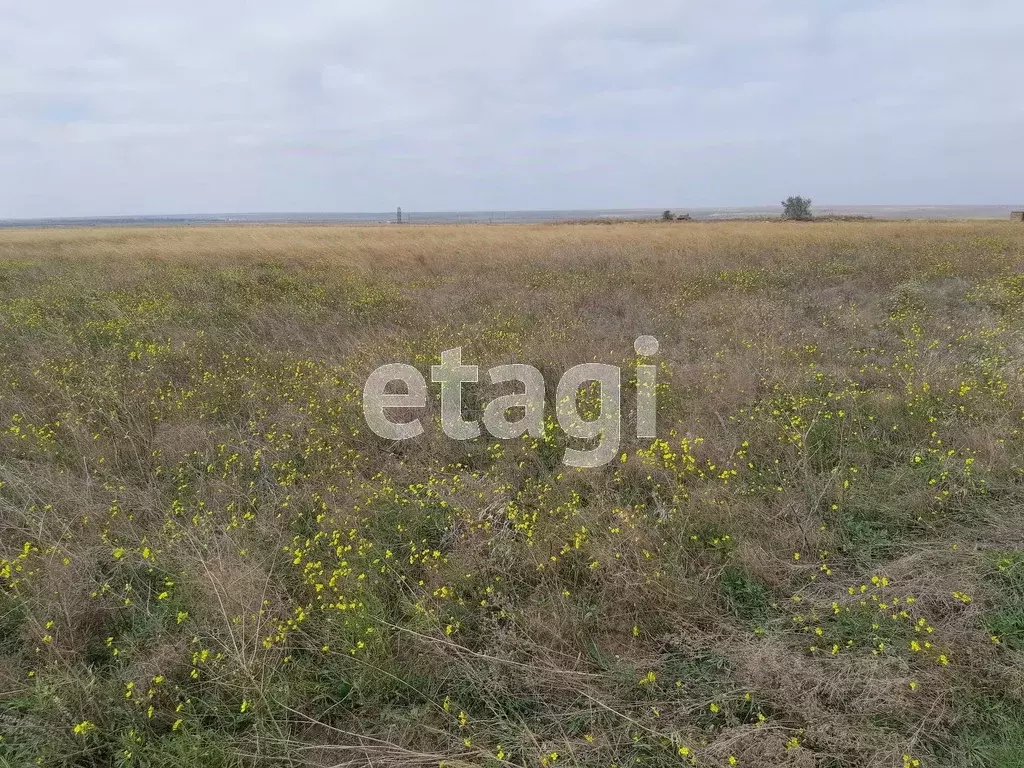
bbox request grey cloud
[1,0,1022,217]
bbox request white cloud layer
[2,0,1022,216]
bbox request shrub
[781,196,813,220]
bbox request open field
[1,221,1024,767]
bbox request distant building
[1012,211,1024,221]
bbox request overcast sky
[2,0,1022,218]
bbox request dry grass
[1,221,1023,767]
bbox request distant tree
[782,196,813,220]
[662,210,674,221]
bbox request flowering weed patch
[0,221,1023,767]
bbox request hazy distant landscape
[1,205,1019,229]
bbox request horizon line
[3,203,1023,225]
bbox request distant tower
[397,206,402,224]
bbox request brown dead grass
[1,221,1023,767]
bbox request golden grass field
[1,221,1023,767]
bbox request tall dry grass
[0,221,1023,767]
